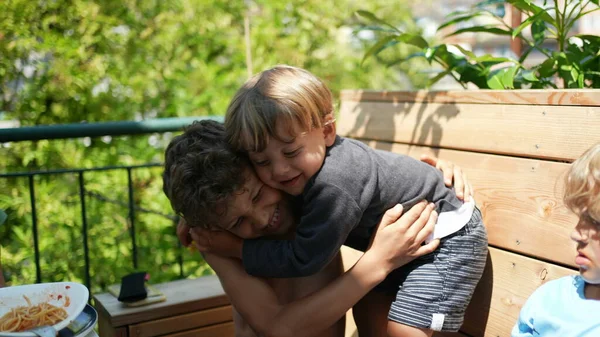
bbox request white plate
[0,282,89,336]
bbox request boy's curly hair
[162,120,249,228]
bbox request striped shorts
[374,207,488,332]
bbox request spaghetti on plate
[0,295,67,332]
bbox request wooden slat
[98,310,127,337]
[460,247,576,337]
[128,305,233,337]
[361,141,579,268]
[93,275,230,327]
[338,100,600,161]
[163,321,234,337]
[340,89,600,106]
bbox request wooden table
[92,275,233,337]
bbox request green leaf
[502,66,518,89]
[578,73,585,88]
[522,70,539,82]
[425,46,440,62]
[355,10,402,33]
[506,0,555,24]
[577,34,600,45]
[438,12,486,31]
[451,44,477,59]
[512,11,544,38]
[538,58,557,77]
[361,35,396,66]
[486,66,518,89]
[531,20,546,44]
[354,25,398,34]
[446,26,512,38]
[427,70,452,87]
[487,71,505,89]
[394,33,429,49]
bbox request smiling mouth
[280,175,301,187]
[266,205,280,231]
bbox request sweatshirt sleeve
[510,281,549,337]
[242,182,363,278]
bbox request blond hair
[225,65,334,152]
[564,143,600,222]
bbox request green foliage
[0,0,420,293]
[358,0,600,89]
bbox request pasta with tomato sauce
[0,295,67,332]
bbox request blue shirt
[512,275,600,337]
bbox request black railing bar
[0,116,224,143]
[78,172,92,291]
[28,176,42,284]
[85,191,177,221]
[127,168,138,269]
[0,163,163,178]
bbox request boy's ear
[323,114,336,147]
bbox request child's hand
[190,227,244,259]
[420,154,473,202]
[366,201,440,273]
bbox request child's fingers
[415,239,440,256]
[414,209,438,244]
[453,166,465,200]
[419,154,436,167]
[377,204,404,232]
[402,201,434,237]
[190,228,212,251]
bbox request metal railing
[0,116,223,290]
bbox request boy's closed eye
[252,185,263,203]
[231,217,243,229]
[253,159,270,166]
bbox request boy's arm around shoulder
[243,183,363,278]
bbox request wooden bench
[337,89,600,337]
[93,276,234,337]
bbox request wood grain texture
[460,248,576,337]
[340,89,600,106]
[93,275,230,327]
[128,305,233,337]
[361,141,579,268]
[338,100,600,161]
[98,310,128,337]
[162,322,234,337]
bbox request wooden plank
[98,308,128,337]
[338,100,600,162]
[360,141,579,268]
[460,247,576,337]
[340,89,600,106]
[163,321,234,337]
[93,275,230,327]
[128,305,233,337]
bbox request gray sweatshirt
[242,136,463,278]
